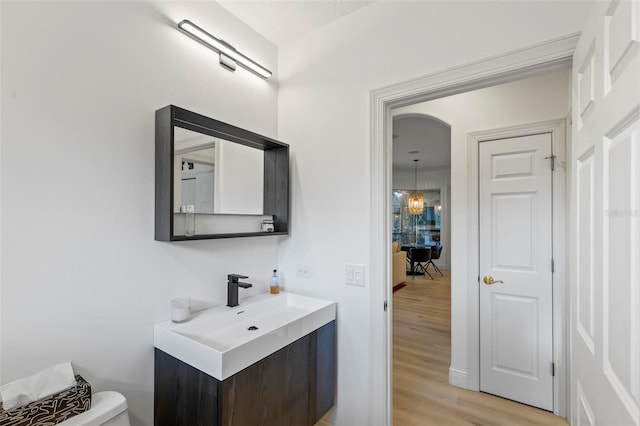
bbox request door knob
[483,275,504,285]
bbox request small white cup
[171,298,191,323]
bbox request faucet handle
[228,274,249,281]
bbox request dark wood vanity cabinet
[154,321,336,426]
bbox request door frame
[369,33,578,425]
[469,119,568,415]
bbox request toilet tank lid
[59,391,128,425]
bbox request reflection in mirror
[174,127,216,214]
[213,139,263,215]
[173,127,264,215]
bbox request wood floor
[393,270,567,426]
[317,269,568,426]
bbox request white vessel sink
[154,291,336,380]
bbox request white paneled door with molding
[479,133,554,410]
[571,1,640,425]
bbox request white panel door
[479,133,554,410]
[571,1,640,425]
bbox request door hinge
[545,155,556,171]
[384,300,388,311]
[551,258,555,273]
[551,362,556,376]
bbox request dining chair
[410,248,433,279]
[425,243,444,276]
[401,245,412,269]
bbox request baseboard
[448,367,467,388]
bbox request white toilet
[59,391,130,426]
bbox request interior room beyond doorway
[390,66,571,419]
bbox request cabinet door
[311,321,336,423]
[155,348,221,426]
[221,334,312,426]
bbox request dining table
[401,243,436,276]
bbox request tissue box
[0,375,91,426]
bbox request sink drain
[247,325,258,331]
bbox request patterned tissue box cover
[0,375,91,426]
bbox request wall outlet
[296,264,313,278]
[345,264,365,286]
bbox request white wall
[277,2,587,424]
[1,2,279,425]
[394,67,572,387]
[214,140,264,214]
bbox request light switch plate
[345,264,365,286]
[296,264,313,278]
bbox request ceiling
[393,115,451,170]
[217,0,376,45]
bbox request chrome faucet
[227,274,253,307]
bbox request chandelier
[408,159,424,215]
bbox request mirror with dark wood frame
[155,105,289,241]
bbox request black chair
[410,247,433,279]
[425,244,444,276]
[401,245,412,269]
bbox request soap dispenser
[270,269,280,294]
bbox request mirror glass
[173,127,264,215]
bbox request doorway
[371,34,579,424]
[390,77,569,419]
[391,114,450,257]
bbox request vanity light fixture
[407,159,424,215]
[177,19,272,79]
